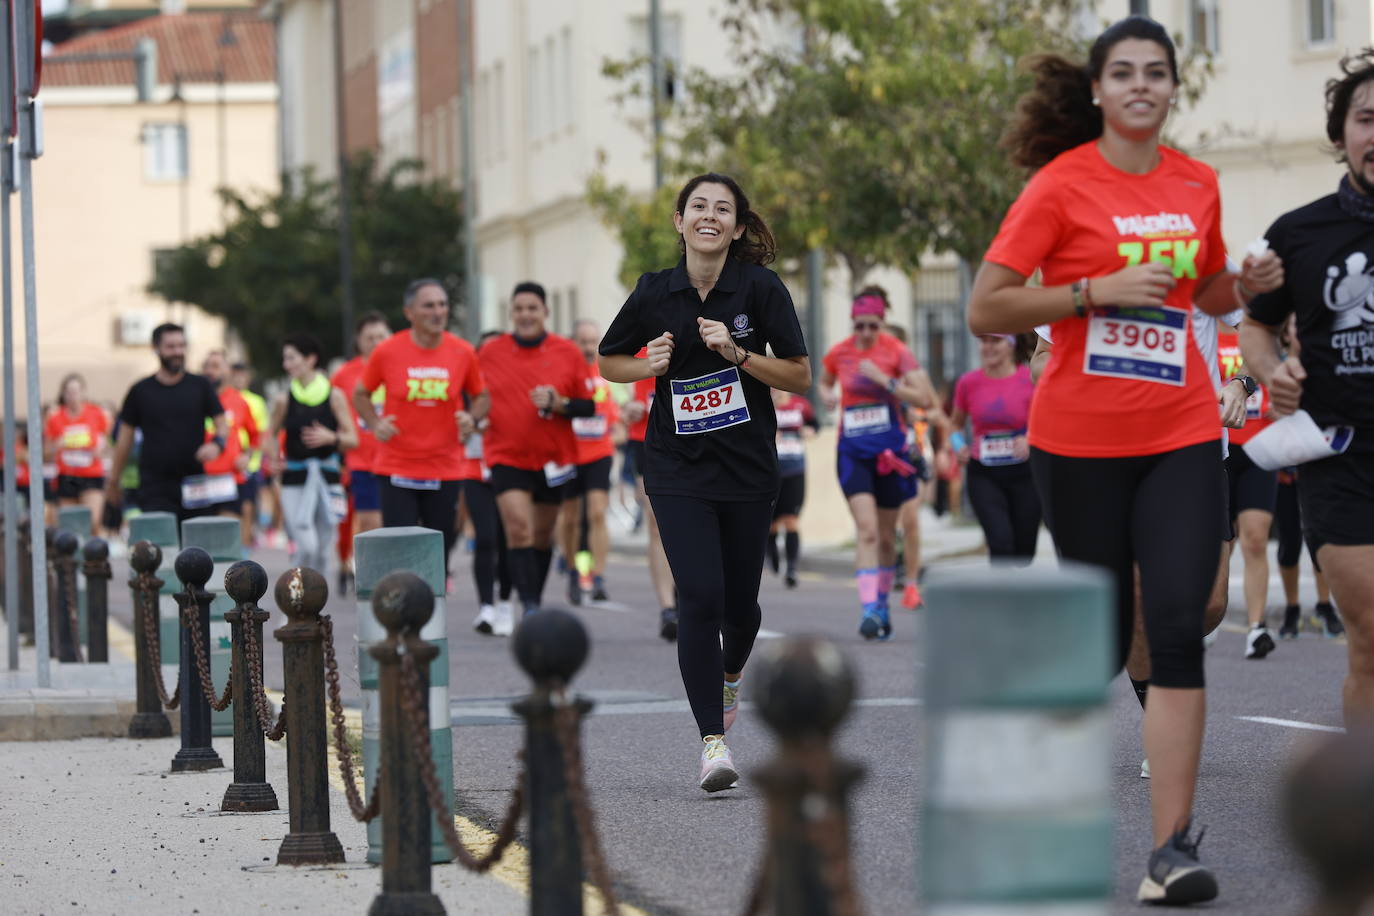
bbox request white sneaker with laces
[492,601,515,637]
[1245,624,1276,659]
[699,735,739,793]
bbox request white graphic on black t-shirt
[1324,251,1374,330]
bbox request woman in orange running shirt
[43,374,110,536]
[967,16,1283,905]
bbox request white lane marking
[1237,715,1345,733]
[757,628,785,639]
[580,600,633,613]
[450,695,921,721]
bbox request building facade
[15,9,279,404]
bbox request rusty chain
[399,650,525,872]
[552,692,622,916]
[182,587,233,712]
[135,574,180,709]
[60,557,84,663]
[238,612,286,741]
[321,615,382,822]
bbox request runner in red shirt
[43,374,109,535]
[478,282,589,616]
[558,319,620,606]
[200,350,261,524]
[353,280,487,573]
[966,17,1285,903]
[620,362,679,639]
[331,312,392,592]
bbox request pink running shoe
[698,736,739,793]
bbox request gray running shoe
[1137,823,1217,905]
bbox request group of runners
[13,12,1374,908]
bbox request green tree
[591,0,1208,287]
[150,154,465,379]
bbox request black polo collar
[667,256,743,295]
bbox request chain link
[182,588,233,711]
[552,694,621,916]
[61,556,84,663]
[399,651,525,872]
[321,615,381,822]
[135,574,180,709]
[238,612,286,741]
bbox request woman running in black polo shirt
[599,172,810,793]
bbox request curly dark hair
[674,172,777,266]
[1002,15,1179,171]
[1326,48,1374,162]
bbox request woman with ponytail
[968,16,1285,905]
[598,173,810,793]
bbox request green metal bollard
[921,562,1115,914]
[181,517,241,737]
[129,512,179,666]
[354,526,454,865]
[55,505,90,646]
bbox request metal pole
[1130,0,1150,15]
[1,0,17,672]
[458,0,480,340]
[331,0,355,358]
[16,0,49,684]
[806,248,824,417]
[648,0,663,190]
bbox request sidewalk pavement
[0,734,528,916]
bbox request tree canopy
[591,0,1207,289]
[150,154,466,379]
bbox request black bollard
[368,571,444,916]
[274,566,345,866]
[751,638,864,916]
[513,609,593,916]
[128,541,173,739]
[51,530,81,663]
[82,538,110,663]
[221,560,279,812]
[1284,728,1374,916]
[16,516,33,642]
[170,547,225,772]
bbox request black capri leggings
[462,479,512,606]
[1274,475,1321,571]
[648,493,772,738]
[1030,440,1222,690]
[966,460,1041,564]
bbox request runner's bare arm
[601,332,674,382]
[1030,336,1052,384]
[1239,316,1304,417]
[265,394,288,461]
[891,367,937,410]
[328,389,359,451]
[1195,251,1284,317]
[819,368,838,411]
[352,381,397,441]
[968,261,1175,334]
[103,424,136,504]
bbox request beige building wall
[7,81,278,413]
[274,0,337,177]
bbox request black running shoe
[783,571,798,589]
[567,572,583,607]
[1245,624,1275,659]
[1316,602,1345,638]
[1279,604,1301,639]
[1137,822,1217,905]
[659,606,678,642]
[591,576,609,602]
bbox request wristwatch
[1232,375,1258,398]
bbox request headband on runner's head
[851,295,886,319]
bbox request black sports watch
[1231,375,1258,398]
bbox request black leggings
[378,477,461,567]
[463,479,512,605]
[649,493,771,738]
[966,460,1041,564]
[1274,476,1321,571]
[1030,440,1221,689]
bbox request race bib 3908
[1084,306,1188,386]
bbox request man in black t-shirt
[106,323,229,521]
[1240,51,1374,724]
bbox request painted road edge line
[1237,715,1345,733]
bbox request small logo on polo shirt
[731,313,752,338]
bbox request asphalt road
[110,534,1348,915]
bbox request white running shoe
[1245,624,1276,660]
[1140,757,1151,779]
[473,604,498,635]
[699,735,739,793]
[492,601,515,637]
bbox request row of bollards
[0,515,111,662]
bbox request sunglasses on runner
[853,320,882,331]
